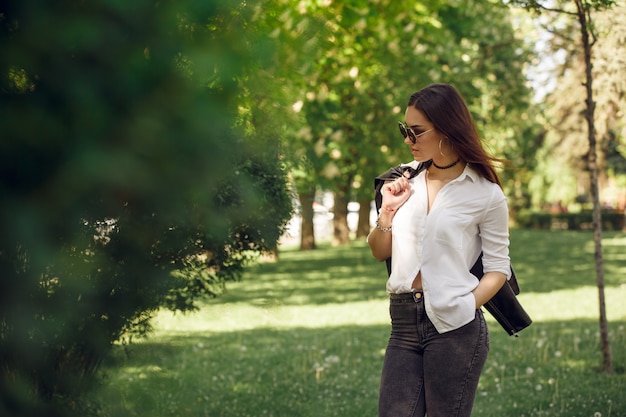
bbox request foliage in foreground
[0,1,292,416]
[92,230,626,417]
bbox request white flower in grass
[526,367,534,375]
[594,413,601,417]
[554,350,562,358]
[535,384,542,391]
[325,355,340,365]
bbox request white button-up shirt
[387,162,510,333]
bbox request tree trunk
[356,198,372,239]
[576,0,613,373]
[332,189,351,246]
[298,188,316,251]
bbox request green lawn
[92,230,626,417]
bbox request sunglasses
[398,122,433,144]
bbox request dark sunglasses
[398,122,433,144]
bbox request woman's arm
[473,187,510,308]
[367,210,394,261]
[367,174,412,262]
[472,271,507,308]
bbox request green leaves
[1,0,293,413]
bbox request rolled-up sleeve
[479,188,511,278]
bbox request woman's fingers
[385,177,409,195]
[381,177,412,212]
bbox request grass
[91,229,626,417]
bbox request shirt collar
[458,164,478,183]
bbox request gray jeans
[379,292,489,417]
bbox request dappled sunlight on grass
[517,285,626,322]
[93,230,626,417]
[101,324,389,417]
[603,235,626,247]
[510,230,626,291]
[151,284,626,336]
[477,320,626,417]
[153,299,390,333]
[98,316,626,417]
[214,242,389,306]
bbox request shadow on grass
[510,229,626,293]
[216,230,626,307]
[92,230,626,416]
[95,319,626,417]
[218,240,390,306]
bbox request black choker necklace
[432,159,460,170]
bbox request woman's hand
[473,272,507,309]
[367,172,412,261]
[380,172,412,212]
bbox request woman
[367,83,511,417]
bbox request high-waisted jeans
[379,292,489,417]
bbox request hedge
[516,210,625,231]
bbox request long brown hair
[408,83,503,187]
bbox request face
[402,107,441,162]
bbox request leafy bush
[517,210,624,231]
[516,210,553,230]
[0,1,292,416]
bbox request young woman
[367,83,511,417]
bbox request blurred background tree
[512,0,621,375]
[0,0,292,415]
[275,0,624,247]
[271,0,537,246]
[526,1,626,210]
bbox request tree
[231,0,327,250]
[273,0,536,246]
[527,3,626,208]
[513,0,617,374]
[0,1,292,415]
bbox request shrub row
[516,211,625,231]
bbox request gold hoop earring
[439,139,446,157]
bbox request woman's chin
[412,154,430,163]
